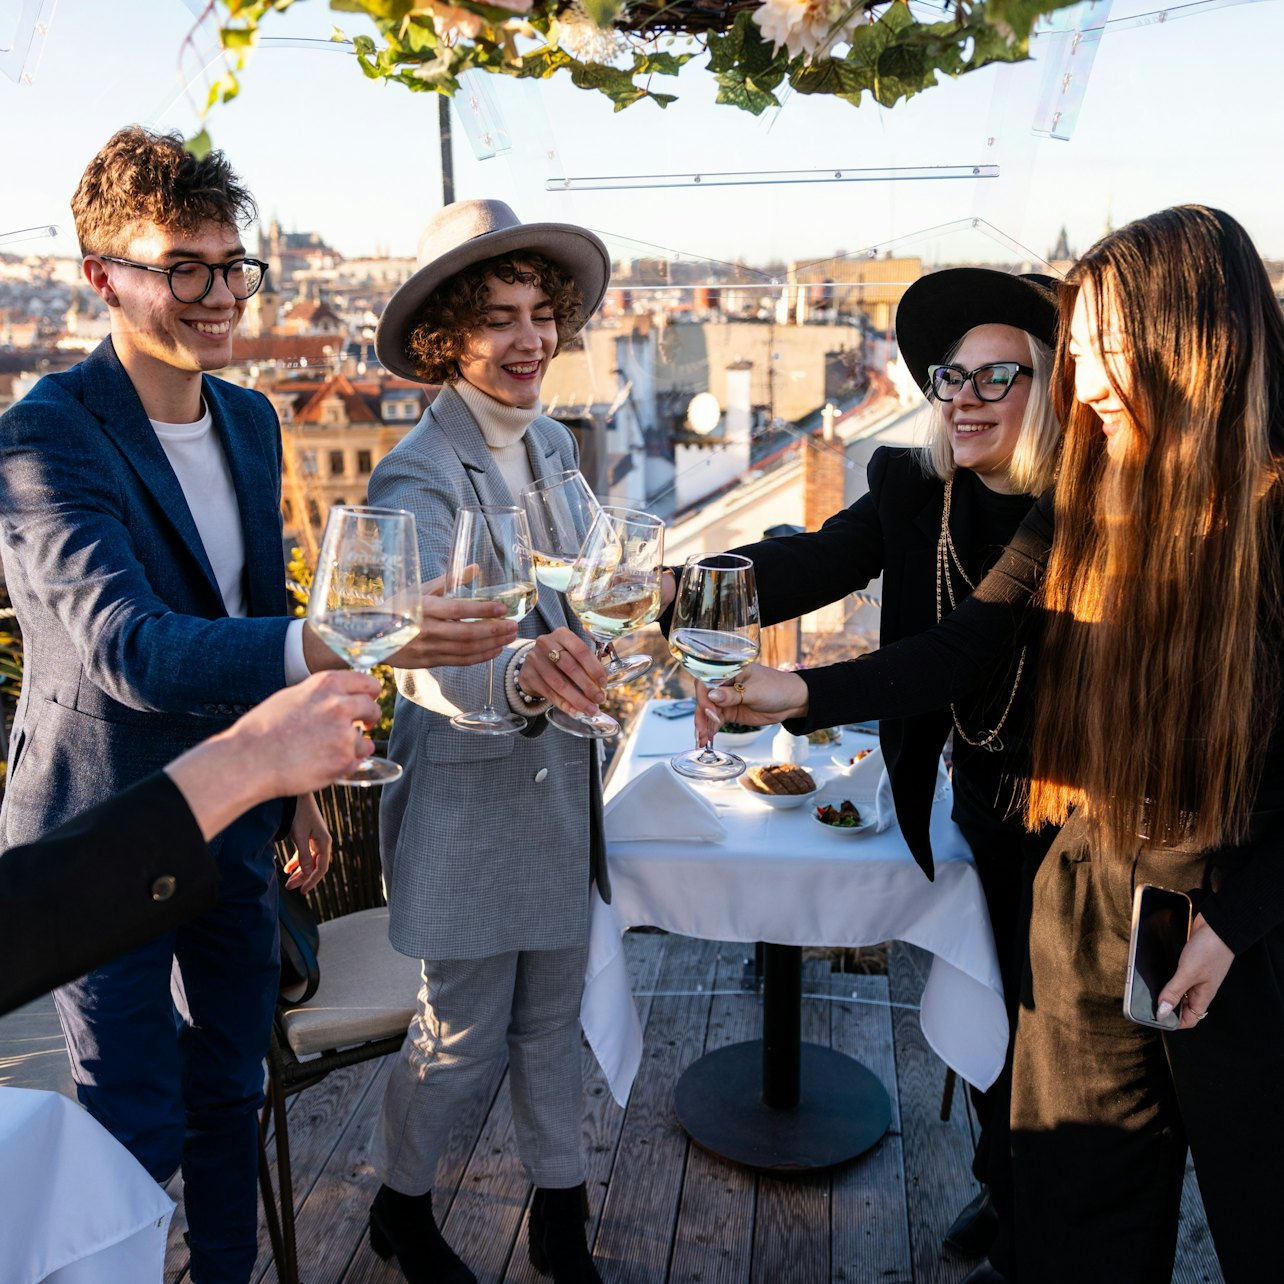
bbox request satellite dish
[686,392,721,436]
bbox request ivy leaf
[331,0,416,20]
[707,10,780,79]
[713,70,780,116]
[220,26,257,51]
[581,0,622,28]
[631,50,692,77]
[986,0,1082,42]
[186,129,213,160]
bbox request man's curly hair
[403,252,584,385]
[71,126,257,257]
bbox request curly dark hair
[71,126,257,257]
[403,252,584,384]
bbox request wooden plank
[888,941,979,1284]
[668,942,759,1284]
[593,934,724,1283]
[830,972,913,1284]
[502,930,672,1284]
[750,958,831,1284]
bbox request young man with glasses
[0,127,516,1283]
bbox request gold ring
[1194,1010,1209,1021]
[547,647,562,665]
[733,681,745,693]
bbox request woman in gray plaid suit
[365,200,615,1284]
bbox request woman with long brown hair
[709,205,1284,1283]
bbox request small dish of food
[830,747,876,773]
[738,762,816,809]
[811,798,875,835]
[715,721,777,749]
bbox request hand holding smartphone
[1123,883,1193,1030]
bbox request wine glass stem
[483,657,497,715]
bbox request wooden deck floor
[138,935,1216,1282]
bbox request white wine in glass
[566,505,664,688]
[519,469,620,740]
[308,505,423,786]
[669,553,760,781]
[445,505,537,735]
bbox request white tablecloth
[580,702,1008,1106]
[0,1088,174,1284]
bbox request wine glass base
[451,710,527,735]
[671,748,747,781]
[604,653,652,688]
[334,757,404,788]
[548,707,620,740]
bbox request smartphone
[1123,884,1192,1030]
[653,698,696,719]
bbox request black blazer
[732,446,1034,879]
[0,772,216,1016]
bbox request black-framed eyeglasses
[97,255,269,304]
[928,362,1034,403]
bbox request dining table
[579,697,1007,1173]
[0,1087,174,1283]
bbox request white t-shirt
[151,403,309,682]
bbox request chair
[257,780,421,1284]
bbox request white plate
[829,749,878,775]
[810,797,876,835]
[738,765,816,809]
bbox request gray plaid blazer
[368,384,610,960]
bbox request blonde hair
[918,328,1061,496]
[1027,205,1284,854]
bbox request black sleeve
[658,445,896,638]
[785,489,1055,733]
[726,446,892,628]
[0,772,217,1016]
[1197,804,1284,954]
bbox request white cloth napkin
[832,745,897,833]
[604,762,727,843]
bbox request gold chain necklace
[935,475,1026,754]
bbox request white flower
[553,2,631,65]
[753,0,861,61]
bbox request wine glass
[307,505,423,786]
[566,505,665,687]
[444,506,537,735]
[669,553,761,781]
[519,469,604,593]
[520,469,619,740]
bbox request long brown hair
[1027,205,1284,853]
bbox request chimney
[803,403,844,531]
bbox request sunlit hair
[71,126,256,257]
[404,252,583,385]
[918,327,1061,495]
[1027,205,1284,854]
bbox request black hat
[895,268,1061,397]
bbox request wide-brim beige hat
[376,199,611,382]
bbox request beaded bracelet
[508,644,549,709]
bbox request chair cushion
[277,907,420,1058]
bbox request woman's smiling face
[455,268,558,408]
[1068,281,1133,461]
[943,323,1033,493]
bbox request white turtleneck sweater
[452,378,552,714]
[453,378,541,501]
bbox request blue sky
[2,0,1282,271]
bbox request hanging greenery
[198,0,1081,130]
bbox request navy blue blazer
[0,339,294,854]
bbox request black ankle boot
[528,1184,602,1283]
[369,1185,477,1284]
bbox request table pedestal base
[674,1039,891,1173]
